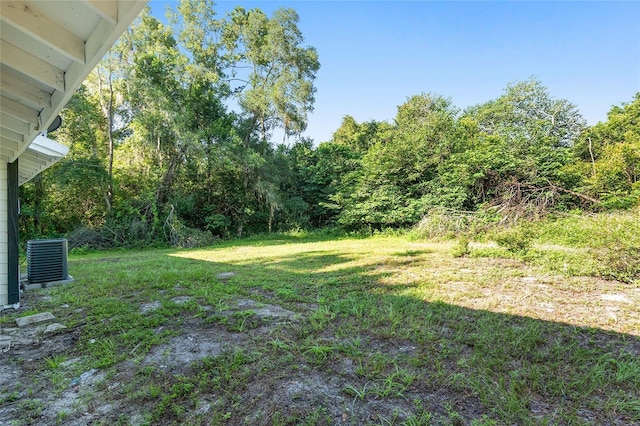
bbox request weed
[269,338,292,350]
[411,207,498,239]
[55,411,70,425]
[17,398,45,422]
[369,367,416,398]
[229,309,256,332]
[444,401,465,426]
[470,415,499,426]
[594,244,640,283]
[89,338,117,368]
[337,336,364,357]
[44,354,67,370]
[1,390,20,404]
[493,226,536,255]
[405,400,433,425]
[303,341,338,364]
[377,407,405,425]
[308,305,337,330]
[451,236,471,257]
[343,382,369,401]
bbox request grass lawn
[1,231,639,425]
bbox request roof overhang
[0,0,147,165]
[18,134,69,185]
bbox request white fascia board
[18,134,69,185]
[29,134,69,157]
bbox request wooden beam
[0,127,24,144]
[0,40,65,92]
[0,96,40,126]
[84,0,118,25]
[0,1,85,63]
[18,153,50,168]
[0,136,21,159]
[4,0,147,162]
[0,150,16,163]
[0,112,32,137]
[0,73,51,109]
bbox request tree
[215,5,320,142]
[452,78,587,216]
[573,93,640,208]
[336,94,459,229]
[172,1,320,235]
[84,39,134,211]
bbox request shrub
[494,226,536,255]
[411,207,498,239]
[594,244,640,284]
[164,211,217,248]
[451,236,471,258]
[66,227,106,250]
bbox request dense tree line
[19,2,640,248]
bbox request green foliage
[336,94,460,229]
[534,208,640,249]
[573,93,640,208]
[595,244,640,284]
[451,236,471,258]
[447,78,587,216]
[187,2,321,141]
[469,208,640,282]
[493,226,536,255]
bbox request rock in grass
[216,272,235,281]
[44,323,67,334]
[15,312,55,328]
[140,301,161,313]
[600,294,631,303]
[0,335,11,352]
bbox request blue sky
[149,1,640,144]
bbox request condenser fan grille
[27,239,69,283]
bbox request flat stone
[600,294,631,303]
[44,323,67,334]
[15,312,55,328]
[216,272,235,281]
[0,335,11,351]
[140,301,161,313]
[170,296,192,305]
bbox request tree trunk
[268,203,275,233]
[97,72,115,212]
[155,153,179,206]
[588,137,597,178]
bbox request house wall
[0,161,8,306]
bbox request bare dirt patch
[0,288,490,425]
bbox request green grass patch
[3,215,639,424]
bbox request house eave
[18,134,69,186]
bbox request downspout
[7,159,20,307]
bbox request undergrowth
[455,208,640,284]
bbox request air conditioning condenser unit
[27,239,69,283]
